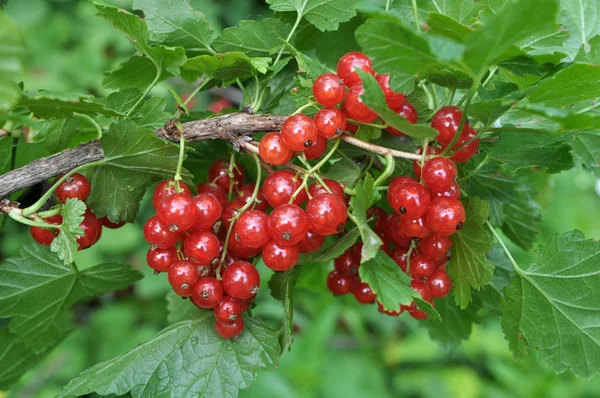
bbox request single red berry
[450,125,480,162]
[326,270,356,296]
[426,197,466,235]
[146,247,177,273]
[259,132,294,165]
[313,73,345,107]
[401,215,431,239]
[297,230,325,254]
[227,233,263,259]
[214,297,244,324]
[384,214,412,247]
[430,182,461,200]
[196,182,227,208]
[334,250,360,274]
[420,234,452,260]
[431,106,470,146]
[344,83,378,123]
[191,193,223,232]
[78,210,102,250]
[422,157,458,192]
[385,101,418,136]
[157,193,198,232]
[238,295,255,312]
[387,179,430,219]
[207,97,232,113]
[221,199,245,230]
[377,301,402,316]
[268,204,308,246]
[30,215,63,246]
[314,108,346,139]
[390,246,417,273]
[168,260,199,297]
[306,193,348,236]
[56,173,91,203]
[215,318,244,339]
[280,114,318,151]
[427,271,452,298]
[184,231,221,265]
[222,260,260,300]
[99,216,125,229]
[411,279,433,303]
[208,158,245,193]
[304,136,328,160]
[413,146,443,179]
[191,276,223,309]
[352,282,376,304]
[235,184,268,212]
[308,179,345,200]
[263,170,306,207]
[143,216,179,248]
[336,52,374,87]
[262,241,299,271]
[408,307,429,320]
[153,180,191,210]
[346,122,359,133]
[234,210,269,249]
[389,176,415,189]
[409,254,436,279]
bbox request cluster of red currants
[30,173,123,249]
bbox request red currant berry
[304,136,328,160]
[221,199,245,230]
[227,233,263,259]
[413,146,442,179]
[208,159,245,192]
[387,179,430,219]
[153,180,191,210]
[427,271,452,298]
[420,234,452,260]
[259,132,294,165]
[99,216,125,229]
[422,157,457,192]
[297,230,325,253]
[306,193,348,236]
[280,114,318,151]
[326,270,356,296]
[191,276,223,309]
[263,170,306,207]
[215,318,244,339]
[168,260,199,297]
[184,231,221,265]
[426,197,466,235]
[431,106,469,146]
[146,246,177,273]
[385,101,418,136]
[411,279,432,303]
[268,204,308,246]
[234,210,269,248]
[236,184,268,212]
[222,260,260,300]
[78,210,102,250]
[56,173,91,203]
[352,282,376,304]
[336,52,374,88]
[450,125,479,162]
[384,214,412,247]
[346,122,359,133]
[214,297,243,324]
[334,250,360,274]
[401,215,431,239]
[30,215,63,246]
[308,179,345,200]
[157,192,198,232]
[262,241,299,271]
[143,216,180,248]
[409,254,436,279]
[390,246,417,273]
[191,193,222,231]
[344,83,378,123]
[430,182,461,200]
[314,108,346,139]
[197,182,227,209]
[313,73,345,107]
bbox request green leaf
[321,155,361,186]
[358,70,438,140]
[100,88,143,114]
[0,244,141,353]
[304,227,360,263]
[501,230,600,378]
[516,25,569,57]
[18,91,121,118]
[285,43,331,78]
[0,331,54,389]
[268,265,302,352]
[558,0,600,54]
[349,174,382,263]
[103,56,165,90]
[516,103,600,130]
[50,198,85,265]
[355,124,382,141]
[32,117,92,155]
[183,52,269,83]
[571,131,600,177]
[424,297,481,348]
[86,120,187,223]
[526,64,600,106]
[489,130,575,173]
[462,0,558,77]
[60,313,280,398]
[427,0,485,25]
[166,292,198,324]
[574,36,600,64]
[266,0,357,31]
[449,197,494,309]
[0,12,25,112]
[213,18,291,57]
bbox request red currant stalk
[171,133,188,194]
[8,209,63,234]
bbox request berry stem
[173,133,186,191]
[340,134,421,160]
[292,101,319,115]
[411,0,420,30]
[125,68,162,118]
[297,156,332,194]
[459,154,490,182]
[406,239,418,274]
[347,119,387,129]
[289,139,341,202]
[273,11,303,66]
[183,78,212,107]
[385,0,391,11]
[226,152,237,202]
[418,140,429,184]
[373,153,395,188]
[73,113,103,139]
[37,205,63,219]
[8,209,61,229]
[486,221,525,274]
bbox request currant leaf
[33,117,93,155]
[571,131,600,177]
[558,0,600,54]
[424,297,482,348]
[18,91,120,118]
[0,12,24,112]
[304,227,360,264]
[527,64,600,106]
[103,56,168,90]
[182,52,270,84]
[50,198,85,265]
[266,0,356,32]
[213,18,291,57]
[349,173,382,263]
[0,331,54,389]
[321,155,361,186]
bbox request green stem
[347,119,387,129]
[373,153,394,187]
[486,221,524,274]
[273,11,303,66]
[8,210,61,229]
[481,66,498,88]
[298,156,331,195]
[173,133,186,192]
[37,205,63,219]
[293,101,319,115]
[419,81,435,110]
[486,127,551,134]
[290,139,341,202]
[125,68,162,118]
[73,113,103,138]
[418,140,429,184]
[227,152,237,202]
[10,137,18,171]
[459,154,490,182]
[406,240,417,274]
[183,78,212,107]
[385,0,391,11]
[411,0,420,30]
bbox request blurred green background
[1,0,600,397]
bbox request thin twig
[340,134,421,160]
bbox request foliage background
[1,0,599,396]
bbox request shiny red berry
[334,250,360,274]
[422,157,457,192]
[78,210,102,250]
[313,73,345,107]
[143,216,179,248]
[384,214,412,247]
[99,216,125,229]
[409,254,436,279]
[314,108,346,139]
[385,101,418,136]
[56,173,91,203]
[184,231,221,265]
[336,52,374,87]
[191,193,222,232]
[214,296,243,324]
[376,73,393,95]
[196,182,227,208]
[236,184,267,211]
[263,170,306,207]
[30,215,63,246]
[297,230,325,253]
[280,114,318,151]
[308,179,345,200]
[413,146,442,179]
[226,233,262,259]
[157,193,198,232]
[352,282,376,304]
[153,180,191,210]
[304,136,328,160]
[326,270,355,295]
[268,204,308,246]
[146,246,177,273]
[387,179,430,219]
[306,193,348,236]
[168,260,199,297]
[234,210,269,248]
[430,182,461,200]
[208,158,245,193]
[427,271,452,298]
[431,106,469,146]
[344,83,378,123]
[411,279,432,302]
[450,125,480,162]
[191,276,223,309]
[222,260,260,300]
[215,318,244,339]
[221,199,245,230]
[401,215,431,239]
[259,132,294,165]
[420,234,452,260]
[426,197,466,235]
[262,241,299,271]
